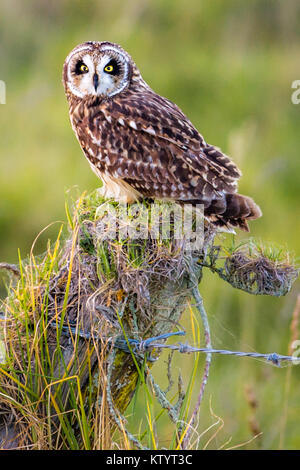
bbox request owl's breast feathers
[69,90,261,231]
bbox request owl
[62,41,262,232]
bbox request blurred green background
[0,0,299,449]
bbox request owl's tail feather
[175,193,261,232]
[203,193,262,232]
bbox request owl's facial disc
[66,45,130,99]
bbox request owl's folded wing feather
[98,89,242,196]
[79,90,261,231]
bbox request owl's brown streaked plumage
[63,41,262,232]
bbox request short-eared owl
[63,41,261,231]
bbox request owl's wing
[98,89,241,197]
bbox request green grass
[0,192,216,449]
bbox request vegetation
[0,192,298,449]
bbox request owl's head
[63,41,141,100]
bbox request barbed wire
[128,332,300,367]
[1,313,298,367]
[58,326,299,368]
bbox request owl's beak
[93,73,99,92]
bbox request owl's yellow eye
[80,64,89,73]
[104,64,114,73]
